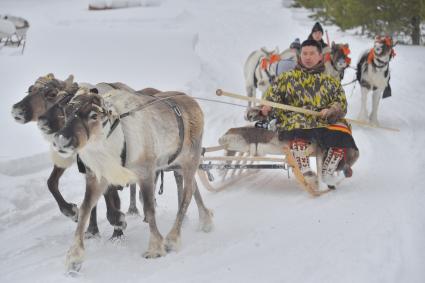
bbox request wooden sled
[197,127,337,196]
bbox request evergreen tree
[293,0,425,45]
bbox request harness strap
[106,93,185,165]
[158,170,164,195]
[76,154,87,174]
[253,59,261,88]
[368,48,390,69]
[373,57,389,68]
[161,98,185,165]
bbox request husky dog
[356,36,396,125]
[244,47,281,108]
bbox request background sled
[0,15,29,54]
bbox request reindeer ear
[90,88,99,94]
[65,74,74,87]
[45,73,55,80]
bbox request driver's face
[300,46,322,68]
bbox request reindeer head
[52,88,110,158]
[11,74,78,124]
[328,42,351,71]
[37,90,76,135]
[258,47,281,89]
[373,35,396,58]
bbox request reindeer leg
[105,186,126,239]
[139,172,165,258]
[165,168,196,252]
[127,184,139,215]
[173,171,184,209]
[193,180,214,232]
[66,173,106,273]
[48,165,78,222]
[370,89,381,126]
[85,206,100,239]
[358,86,369,122]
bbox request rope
[342,78,357,87]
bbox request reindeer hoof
[66,261,82,274]
[61,203,79,222]
[199,209,214,233]
[143,249,166,259]
[84,230,100,239]
[165,235,181,252]
[66,247,84,274]
[66,269,82,278]
[110,229,124,240]
[126,206,140,216]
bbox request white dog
[356,36,396,125]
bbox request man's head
[290,38,301,51]
[311,22,324,41]
[300,39,322,68]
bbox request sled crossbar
[199,163,288,170]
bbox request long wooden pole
[325,30,330,46]
[216,89,400,132]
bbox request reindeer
[11,74,135,238]
[51,88,213,272]
[356,36,396,125]
[323,42,352,81]
[244,47,281,107]
[39,84,197,225]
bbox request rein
[106,93,184,138]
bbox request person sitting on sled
[276,38,301,76]
[308,22,328,50]
[260,39,358,187]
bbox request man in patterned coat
[260,39,358,187]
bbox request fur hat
[290,38,301,50]
[301,39,322,53]
[311,22,324,33]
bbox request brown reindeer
[51,88,213,272]
[11,74,134,238]
[39,85,194,226]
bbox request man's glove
[320,105,344,124]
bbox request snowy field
[1,0,425,282]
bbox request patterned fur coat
[264,62,349,132]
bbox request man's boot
[290,139,317,187]
[322,147,345,186]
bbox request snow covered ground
[1,0,425,282]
